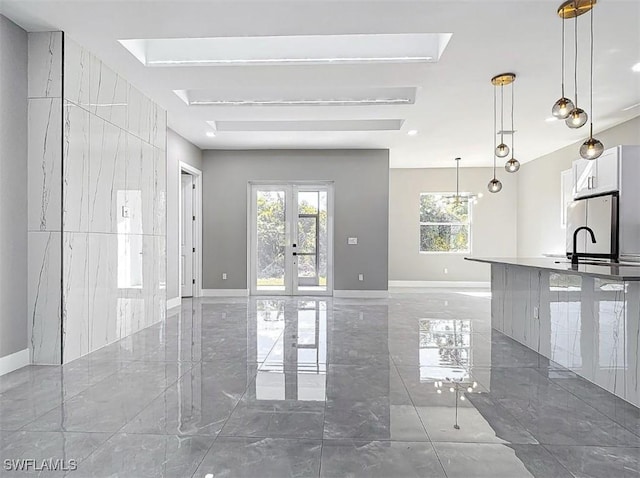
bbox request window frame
[418,192,473,254]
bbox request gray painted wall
[0,15,28,358]
[517,116,640,257]
[201,149,389,291]
[167,128,202,300]
[389,167,518,282]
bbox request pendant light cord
[561,16,566,97]
[573,1,579,106]
[493,86,497,178]
[511,80,515,157]
[589,0,594,137]
[500,84,505,144]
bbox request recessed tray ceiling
[119,33,451,67]
[174,87,418,107]
[208,119,405,132]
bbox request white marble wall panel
[88,116,125,234]
[127,85,142,139]
[28,231,62,364]
[28,97,62,232]
[115,233,146,334]
[152,105,167,149]
[63,102,90,232]
[87,233,119,351]
[90,56,128,129]
[63,37,90,109]
[154,147,166,236]
[141,142,155,235]
[153,235,167,325]
[122,134,143,234]
[143,235,156,328]
[62,232,89,362]
[28,32,62,98]
[27,32,167,364]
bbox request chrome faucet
[571,226,597,266]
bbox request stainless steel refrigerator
[566,193,618,260]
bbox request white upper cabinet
[573,146,619,199]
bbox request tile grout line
[60,361,196,474]
[389,354,449,478]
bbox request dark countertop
[465,256,640,281]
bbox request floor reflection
[250,299,327,402]
[3,291,637,477]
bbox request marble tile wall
[62,36,166,362]
[27,32,63,365]
[491,263,640,407]
[27,32,166,364]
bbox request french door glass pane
[256,190,286,291]
[297,190,327,291]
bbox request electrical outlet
[348,237,358,245]
[358,273,364,281]
[222,273,227,280]
[533,306,539,319]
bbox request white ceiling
[2,0,639,168]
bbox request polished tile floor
[1,290,639,477]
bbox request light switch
[348,237,358,245]
[358,274,364,281]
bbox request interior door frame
[247,181,334,297]
[179,162,202,298]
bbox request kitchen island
[466,257,640,407]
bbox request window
[419,193,471,253]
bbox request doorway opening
[248,182,334,296]
[180,163,202,298]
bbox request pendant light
[495,83,509,158]
[551,12,575,119]
[488,78,506,194]
[579,0,604,159]
[562,0,590,129]
[505,76,520,173]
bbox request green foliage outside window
[419,194,471,253]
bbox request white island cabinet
[467,257,640,408]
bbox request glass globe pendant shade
[565,108,588,129]
[551,97,575,119]
[488,178,503,193]
[495,143,510,158]
[579,137,604,160]
[505,158,520,173]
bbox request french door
[249,183,333,296]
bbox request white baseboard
[201,289,249,297]
[333,290,389,299]
[389,280,490,288]
[166,297,181,309]
[0,349,30,376]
